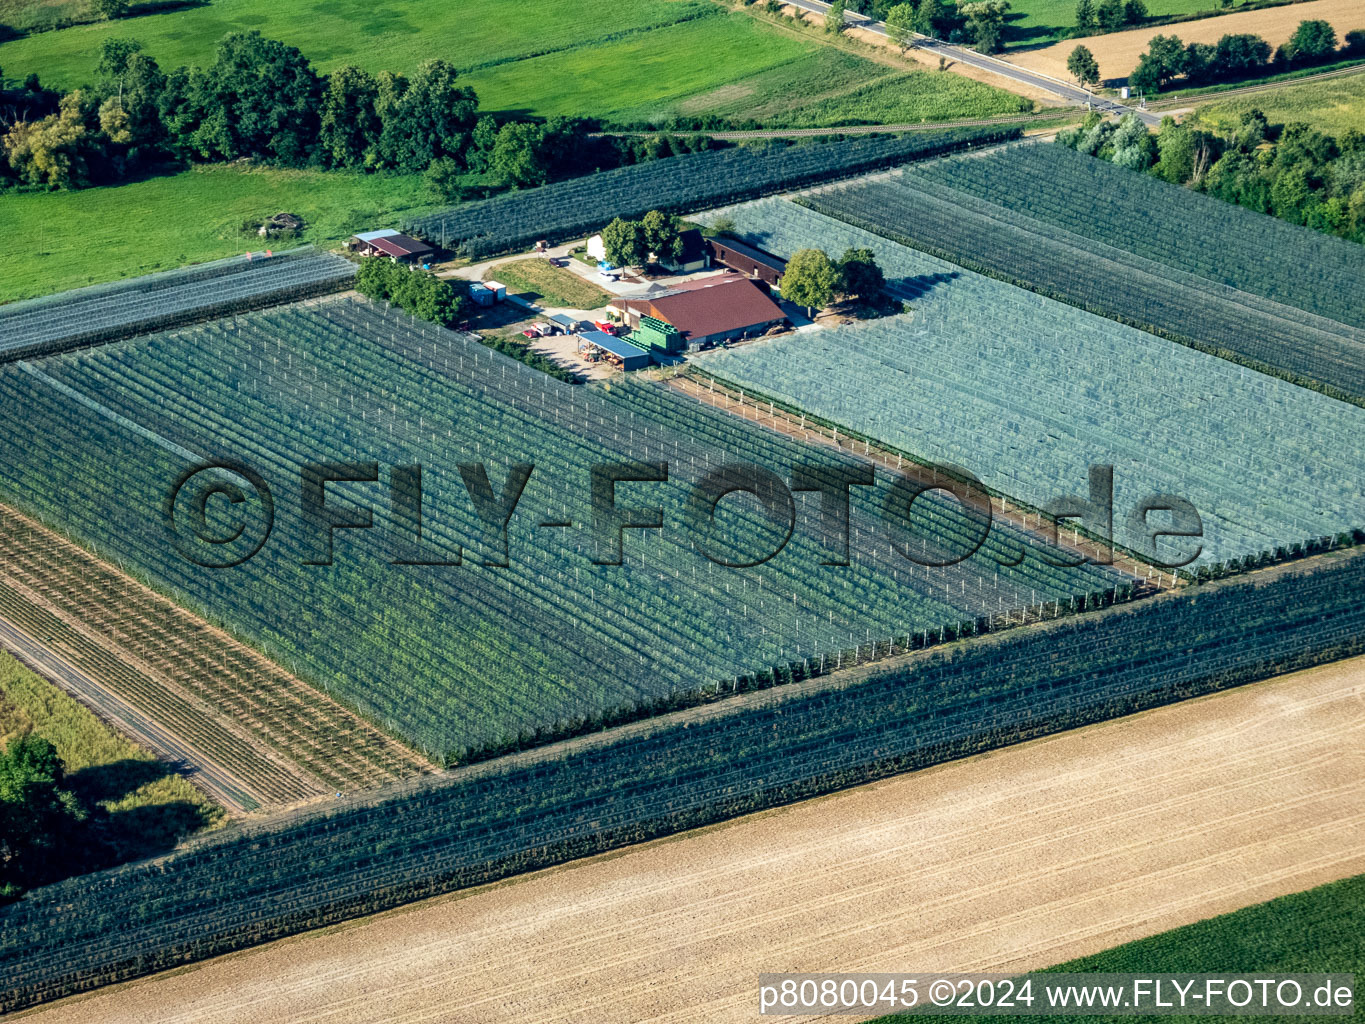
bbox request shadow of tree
[68,757,180,805]
[8,760,217,894]
[891,270,960,299]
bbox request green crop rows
[1,546,1360,1013]
[801,157,1365,403]
[908,145,1365,334]
[0,298,1121,759]
[692,199,1365,566]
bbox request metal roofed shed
[578,330,652,370]
[349,229,403,246]
[351,231,436,263]
[707,238,787,287]
[547,314,578,333]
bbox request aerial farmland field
[1009,0,1363,78]
[799,144,1365,401]
[2,0,1365,1015]
[692,198,1365,564]
[17,655,1364,1023]
[0,296,1125,757]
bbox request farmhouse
[613,276,787,350]
[707,237,786,287]
[348,229,436,265]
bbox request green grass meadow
[1197,72,1365,137]
[0,0,1038,305]
[0,0,1032,124]
[664,47,1032,125]
[0,0,718,93]
[0,651,222,866]
[872,872,1365,1023]
[0,165,439,303]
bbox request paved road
[783,0,1163,125]
[0,616,262,814]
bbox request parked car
[522,327,542,339]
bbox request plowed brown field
[27,656,1365,1024]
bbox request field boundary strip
[0,544,1361,1012]
[0,503,434,806]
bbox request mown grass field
[0,165,438,304]
[0,650,222,867]
[484,258,611,309]
[873,871,1365,1022]
[0,0,717,92]
[662,47,1031,125]
[0,0,1031,125]
[1197,71,1365,136]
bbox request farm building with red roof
[612,276,787,350]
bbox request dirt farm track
[25,657,1365,1024]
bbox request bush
[354,259,462,326]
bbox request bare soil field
[26,654,1365,1024]
[1009,0,1364,80]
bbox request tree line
[1058,109,1365,243]
[1129,20,1363,93]
[787,0,1012,55]
[0,30,722,191]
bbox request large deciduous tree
[490,121,550,187]
[960,0,1010,53]
[601,216,648,267]
[374,60,478,173]
[1281,19,1337,64]
[0,734,84,895]
[641,209,685,263]
[825,0,847,33]
[838,247,884,299]
[781,248,841,315]
[189,31,323,164]
[1109,113,1156,170]
[4,92,99,188]
[319,66,380,169]
[1067,45,1100,87]
[885,3,918,52]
